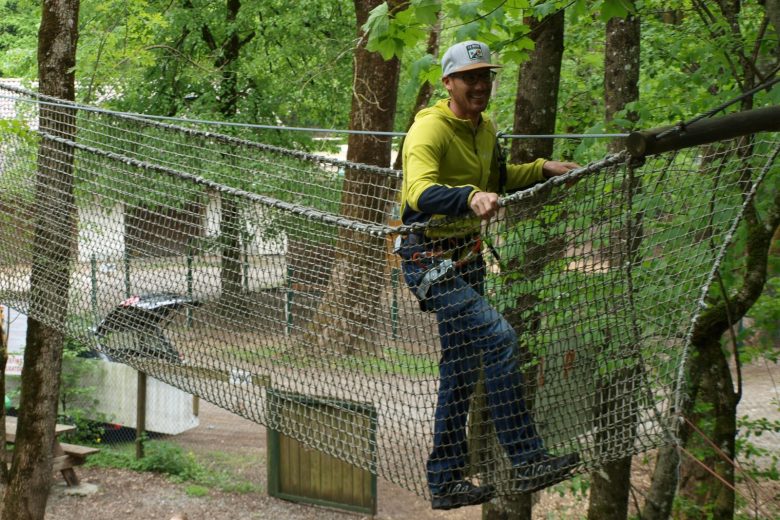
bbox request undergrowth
[87,440,263,495]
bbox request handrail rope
[681,415,777,509]
[3,77,776,146]
[5,84,777,239]
[498,152,628,206]
[29,125,621,239]
[38,131,392,237]
[498,132,628,139]
[398,152,628,236]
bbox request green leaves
[412,0,441,25]
[600,0,635,22]
[363,0,540,62]
[364,1,441,60]
[569,0,636,22]
[409,53,440,84]
[364,2,391,42]
[0,0,40,78]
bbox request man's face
[443,69,496,122]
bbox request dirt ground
[32,361,780,520]
[39,399,587,520]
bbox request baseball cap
[441,41,502,77]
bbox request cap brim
[444,62,502,77]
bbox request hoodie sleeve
[505,159,547,190]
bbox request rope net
[0,83,777,498]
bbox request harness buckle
[415,259,454,300]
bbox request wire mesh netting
[0,83,777,498]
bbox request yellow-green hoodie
[401,98,546,238]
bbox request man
[398,40,580,510]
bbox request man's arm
[417,185,476,216]
[474,160,580,220]
[542,160,579,179]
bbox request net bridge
[0,82,777,499]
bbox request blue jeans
[400,247,543,494]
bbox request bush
[90,441,205,483]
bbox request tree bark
[603,6,640,153]
[479,12,565,520]
[218,191,244,312]
[393,14,441,171]
[0,306,7,484]
[305,0,401,354]
[1,1,80,519]
[641,445,680,520]
[201,1,254,310]
[588,6,640,520]
[676,341,739,519]
[511,10,565,164]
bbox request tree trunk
[306,0,400,355]
[1,1,80,518]
[604,6,640,152]
[676,341,738,519]
[641,345,702,520]
[393,14,441,170]
[204,0,254,310]
[588,7,640,520]
[0,305,8,484]
[641,445,680,520]
[479,12,565,520]
[511,10,565,164]
[219,192,244,312]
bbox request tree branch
[692,176,779,347]
[201,23,218,52]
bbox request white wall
[77,202,125,263]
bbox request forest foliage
[1,0,777,152]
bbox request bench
[5,416,100,486]
[57,442,101,459]
[56,442,101,467]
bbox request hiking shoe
[512,452,580,494]
[431,480,495,510]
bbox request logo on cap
[466,43,483,61]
